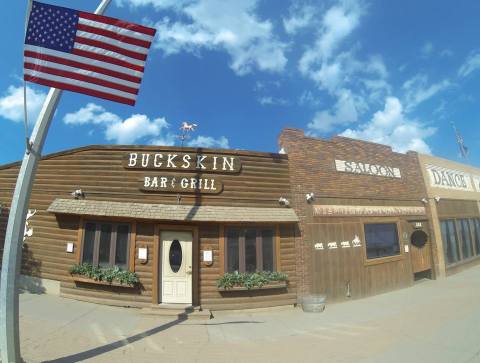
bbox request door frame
[152,224,199,305]
[408,219,434,275]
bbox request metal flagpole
[0,1,112,362]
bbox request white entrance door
[161,231,193,304]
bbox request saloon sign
[335,159,401,179]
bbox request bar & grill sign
[124,152,241,194]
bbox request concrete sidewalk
[13,265,480,362]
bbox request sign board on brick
[335,159,401,179]
[425,164,474,191]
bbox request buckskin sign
[124,152,241,173]
[335,159,401,179]
[425,164,474,191]
[141,175,223,194]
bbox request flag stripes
[24,1,155,106]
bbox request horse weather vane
[177,121,198,147]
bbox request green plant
[69,263,139,286]
[217,271,288,290]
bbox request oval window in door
[411,230,428,248]
[169,239,182,273]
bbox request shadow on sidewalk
[44,315,188,363]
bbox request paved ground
[12,265,480,362]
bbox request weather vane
[177,121,198,147]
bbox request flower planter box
[71,275,136,288]
[218,281,287,291]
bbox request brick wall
[278,128,431,298]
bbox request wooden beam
[75,217,84,264]
[219,224,225,275]
[152,224,159,305]
[129,222,136,272]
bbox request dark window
[81,222,130,268]
[169,239,182,273]
[364,223,400,259]
[115,225,129,268]
[473,219,480,256]
[262,230,274,272]
[82,222,96,264]
[440,220,460,265]
[225,228,276,273]
[411,230,428,248]
[459,219,474,259]
[226,229,240,273]
[98,224,112,267]
[244,229,257,273]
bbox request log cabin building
[0,145,299,310]
[279,129,436,303]
[417,154,480,277]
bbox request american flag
[24,1,156,106]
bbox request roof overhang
[47,199,299,223]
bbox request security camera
[71,189,85,199]
[278,197,290,207]
[421,198,428,204]
[306,192,315,203]
[434,196,441,203]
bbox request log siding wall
[0,145,297,309]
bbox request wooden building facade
[0,145,298,310]
[417,154,480,277]
[279,129,436,302]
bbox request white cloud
[298,1,393,137]
[298,90,321,107]
[258,96,288,106]
[63,103,121,125]
[115,0,192,9]
[299,0,364,80]
[105,114,170,144]
[187,135,229,148]
[63,103,174,145]
[0,85,47,123]
[340,97,436,154]
[458,51,480,78]
[153,0,287,75]
[283,4,316,35]
[420,42,434,58]
[402,74,451,111]
[307,89,360,133]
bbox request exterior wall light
[434,196,441,203]
[421,198,428,204]
[71,189,85,199]
[306,192,315,203]
[278,197,290,207]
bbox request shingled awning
[47,198,299,223]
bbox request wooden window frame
[224,226,277,273]
[363,220,404,266]
[80,220,131,269]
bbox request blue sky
[1,0,480,166]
